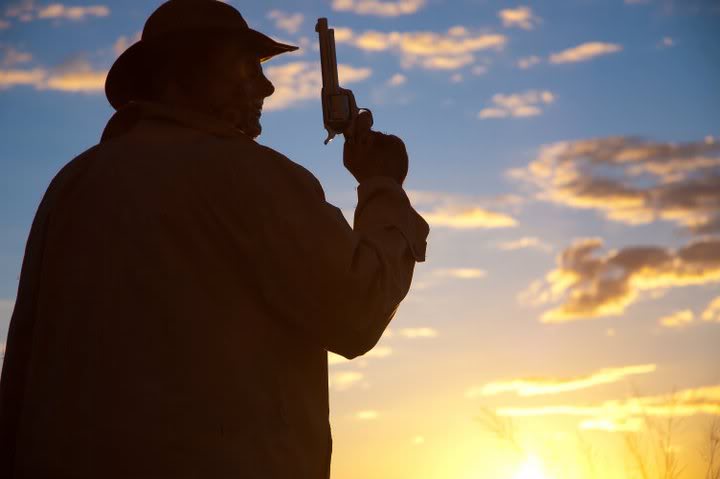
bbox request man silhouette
[0,1,428,478]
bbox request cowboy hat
[105,0,298,110]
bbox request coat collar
[101,101,250,143]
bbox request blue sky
[1,0,720,477]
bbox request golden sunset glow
[1,0,719,478]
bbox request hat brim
[106,28,298,111]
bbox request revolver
[315,17,373,145]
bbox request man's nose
[260,74,274,98]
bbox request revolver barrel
[316,17,369,145]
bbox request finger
[354,110,374,144]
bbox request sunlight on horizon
[512,455,552,479]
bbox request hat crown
[142,0,249,41]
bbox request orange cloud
[522,237,720,322]
[549,42,622,64]
[335,26,506,71]
[509,137,720,234]
[496,384,720,431]
[498,6,540,30]
[658,309,694,329]
[702,296,720,323]
[467,364,656,398]
[0,58,106,92]
[408,190,519,230]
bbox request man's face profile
[203,44,275,139]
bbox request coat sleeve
[240,152,429,360]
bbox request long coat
[0,102,428,478]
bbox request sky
[1,0,720,478]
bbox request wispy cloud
[355,410,379,420]
[399,327,437,338]
[407,190,519,230]
[498,6,540,30]
[466,364,656,398]
[113,31,141,57]
[549,42,622,64]
[422,206,517,228]
[520,237,720,322]
[1,46,32,66]
[658,309,694,329]
[496,237,552,252]
[432,268,486,279]
[37,3,109,20]
[335,26,506,71]
[330,371,365,391]
[5,1,109,23]
[264,61,371,111]
[387,73,407,86]
[495,384,720,431]
[508,136,720,234]
[0,58,106,92]
[702,296,720,322]
[267,10,304,35]
[331,0,426,17]
[478,90,555,119]
[517,55,541,69]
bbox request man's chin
[238,118,262,139]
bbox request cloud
[432,268,486,279]
[517,55,541,69]
[466,364,656,398]
[702,296,720,323]
[549,42,622,64]
[660,36,675,48]
[5,1,109,22]
[498,6,540,30]
[113,31,141,57]
[496,237,552,252]
[479,90,555,119]
[423,206,517,228]
[387,73,406,86]
[1,46,32,66]
[264,61,371,111]
[495,384,720,431]
[508,137,720,234]
[37,3,109,20]
[267,10,304,35]
[471,65,488,76]
[330,371,365,391]
[331,0,425,17]
[335,26,506,71]
[0,19,10,29]
[521,237,720,322]
[399,327,437,338]
[0,58,106,92]
[42,58,106,92]
[355,410,379,420]
[658,309,694,328]
[408,190,519,230]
